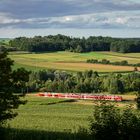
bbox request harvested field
[9,51,140,72]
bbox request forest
[20,70,140,94]
[9,35,140,53]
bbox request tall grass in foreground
[0,127,91,140]
[1,96,92,139]
[1,95,139,140]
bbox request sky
[0,0,140,38]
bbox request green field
[9,51,140,72]
[6,95,93,139]
[8,95,136,131]
[5,95,136,140]
[8,96,92,131]
[8,96,93,132]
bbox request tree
[90,102,140,140]
[105,74,120,94]
[0,51,30,124]
[132,79,140,109]
[76,45,83,53]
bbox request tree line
[9,35,140,53]
[26,70,140,94]
[87,59,140,67]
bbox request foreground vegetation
[8,96,92,131]
[90,102,140,140]
[1,96,140,140]
[0,51,30,124]
[0,96,93,140]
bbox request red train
[38,92,123,102]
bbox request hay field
[9,51,140,72]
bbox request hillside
[9,51,140,72]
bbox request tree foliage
[9,35,140,53]
[27,70,140,94]
[0,51,30,124]
[87,59,140,67]
[90,102,140,140]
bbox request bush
[90,102,140,140]
[120,60,128,66]
[101,59,110,64]
[87,59,98,63]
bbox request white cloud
[0,11,140,29]
[115,17,128,24]
[0,0,139,37]
[0,12,21,24]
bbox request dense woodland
[9,35,140,53]
[23,70,140,94]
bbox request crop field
[8,96,93,132]
[8,94,136,131]
[4,94,136,140]
[9,51,140,72]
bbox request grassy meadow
[3,94,136,140]
[8,95,93,132]
[8,95,136,131]
[9,51,140,72]
[4,95,93,140]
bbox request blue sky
[0,0,140,38]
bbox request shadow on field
[0,127,91,140]
[122,100,135,103]
[40,99,77,105]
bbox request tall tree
[0,51,30,124]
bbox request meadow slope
[9,51,140,72]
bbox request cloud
[0,13,21,24]
[0,0,140,19]
[0,11,139,29]
[0,0,139,37]
[115,17,128,24]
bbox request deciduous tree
[0,51,30,124]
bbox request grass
[1,128,90,140]
[8,96,93,132]
[101,52,140,59]
[2,94,137,140]
[9,51,140,72]
[3,96,93,140]
[12,62,45,72]
[8,94,136,131]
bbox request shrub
[101,59,110,64]
[90,102,140,140]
